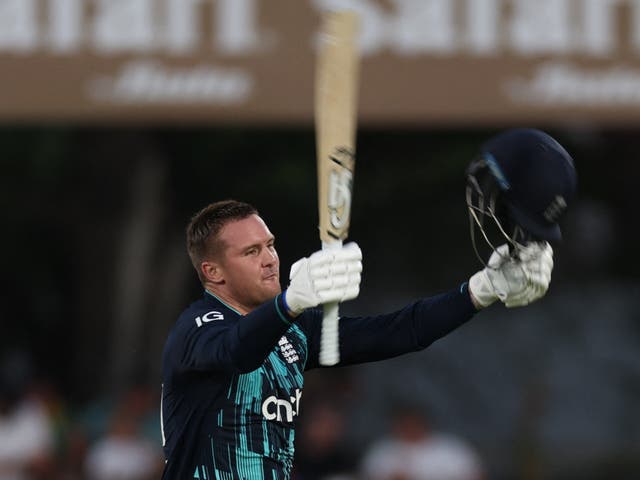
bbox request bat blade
[315,10,360,366]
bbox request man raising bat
[159,128,577,480]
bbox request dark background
[1,125,638,479]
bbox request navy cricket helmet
[466,128,577,259]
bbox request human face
[214,214,281,312]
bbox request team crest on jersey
[278,336,299,364]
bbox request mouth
[263,273,279,281]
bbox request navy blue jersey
[161,285,476,480]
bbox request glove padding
[284,242,362,315]
[469,242,554,308]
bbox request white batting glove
[469,242,554,309]
[284,242,363,315]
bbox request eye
[245,247,258,256]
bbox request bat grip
[319,240,342,366]
[320,302,340,366]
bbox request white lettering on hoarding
[633,0,640,51]
[391,0,455,54]
[214,0,270,54]
[506,61,640,105]
[0,0,38,51]
[581,0,619,55]
[465,0,500,54]
[92,0,155,53]
[88,60,253,104]
[165,0,203,54]
[1,0,637,57]
[312,0,640,57]
[509,0,573,55]
[3,0,640,57]
[0,0,269,55]
[49,0,82,53]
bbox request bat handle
[319,240,342,366]
[320,301,340,366]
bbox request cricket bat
[315,10,360,366]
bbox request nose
[262,247,278,266]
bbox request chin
[268,284,282,296]
[257,282,281,302]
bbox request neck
[203,285,249,315]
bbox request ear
[201,260,224,284]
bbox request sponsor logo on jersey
[195,310,224,327]
[261,388,303,422]
[278,336,299,364]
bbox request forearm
[334,283,477,366]
[411,283,478,346]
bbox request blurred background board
[2,0,640,125]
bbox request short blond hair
[186,200,258,283]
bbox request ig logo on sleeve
[195,311,224,327]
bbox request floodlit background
[1,2,639,480]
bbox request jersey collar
[204,289,243,316]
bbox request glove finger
[515,245,533,263]
[314,274,351,291]
[541,264,552,282]
[529,271,550,289]
[543,242,554,258]
[308,249,335,268]
[543,247,554,270]
[488,244,511,268]
[505,285,538,307]
[311,243,362,266]
[504,291,527,307]
[308,243,362,267]
[532,266,552,286]
[506,297,530,308]
[346,260,363,274]
[312,259,362,279]
[310,262,343,278]
[340,284,360,301]
[523,257,552,279]
[335,242,362,261]
[317,286,348,303]
[309,265,327,279]
[504,288,530,307]
[336,259,362,274]
[522,285,545,306]
[329,262,348,275]
[505,298,524,308]
[316,272,361,302]
[520,281,548,306]
[538,256,553,279]
[518,242,542,261]
[519,241,553,264]
[319,283,360,303]
[522,242,553,268]
[504,260,528,286]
